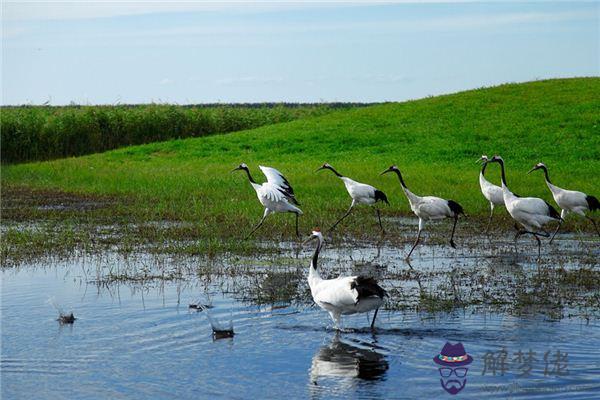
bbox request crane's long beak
[231,166,242,173]
[315,166,324,173]
[526,167,537,175]
[380,168,392,176]
[302,235,316,246]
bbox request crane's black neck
[312,240,321,270]
[481,162,488,175]
[497,159,507,186]
[392,169,408,189]
[324,165,343,177]
[241,167,256,184]
[540,165,552,184]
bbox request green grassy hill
[3,78,599,240]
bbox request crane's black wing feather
[351,276,387,303]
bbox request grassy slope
[0,103,362,163]
[3,78,600,239]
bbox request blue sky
[2,1,598,105]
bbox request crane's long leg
[375,208,384,233]
[406,218,424,260]
[449,215,459,249]
[328,312,341,330]
[485,203,494,234]
[586,216,600,237]
[329,201,355,231]
[245,208,270,240]
[370,307,379,329]
[514,229,524,241]
[549,222,562,243]
[549,209,566,244]
[515,228,545,259]
[514,229,524,255]
[518,229,549,238]
[294,212,300,237]
[532,234,541,260]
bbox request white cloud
[159,78,172,85]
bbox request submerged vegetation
[1,103,365,163]
[20,240,600,320]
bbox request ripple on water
[2,246,600,399]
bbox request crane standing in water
[316,163,389,232]
[304,229,387,330]
[232,164,302,239]
[486,156,562,258]
[478,155,504,233]
[528,162,599,242]
[381,165,465,260]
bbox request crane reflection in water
[309,333,389,394]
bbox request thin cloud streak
[3,1,375,22]
[4,1,573,22]
[5,8,591,46]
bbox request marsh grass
[48,240,599,319]
[2,79,599,262]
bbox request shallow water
[2,240,600,399]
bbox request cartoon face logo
[433,342,473,395]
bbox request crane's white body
[502,186,557,231]
[479,171,504,207]
[403,188,456,222]
[252,182,302,214]
[308,268,383,323]
[252,166,302,215]
[545,181,589,218]
[340,177,379,205]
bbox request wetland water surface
[2,238,599,399]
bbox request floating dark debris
[270,303,291,311]
[47,297,76,324]
[212,329,235,340]
[189,303,214,311]
[58,313,76,324]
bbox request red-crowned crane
[486,156,562,258]
[528,162,599,242]
[380,165,465,260]
[316,163,389,232]
[478,155,504,232]
[304,229,387,330]
[232,164,302,239]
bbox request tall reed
[1,103,363,163]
